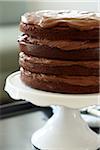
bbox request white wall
[26,0,99,12]
[28,1,99,12]
[0,0,99,24]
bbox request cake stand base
[5,72,100,150]
[31,106,99,150]
[32,145,40,150]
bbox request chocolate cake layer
[20,22,99,41]
[20,10,100,40]
[19,52,99,76]
[20,68,99,94]
[19,34,99,51]
[18,36,99,61]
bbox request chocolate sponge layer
[18,35,99,61]
[20,22,99,41]
[19,52,99,76]
[20,68,99,94]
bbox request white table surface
[0,107,99,150]
[0,110,48,150]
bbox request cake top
[21,10,100,30]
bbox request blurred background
[0,0,99,104]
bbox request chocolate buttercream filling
[19,52,99,68]
[18,34,99,51]
[19,40,99,61]
[19,52,99,76]
[20,68,99,86]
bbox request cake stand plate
[5,71,100,150]
[5,71,100,108]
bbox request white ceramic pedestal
[5,71,100,150]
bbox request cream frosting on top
[21,10,100,30]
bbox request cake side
[18,10,100,94]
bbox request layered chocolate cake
[18,10,100,94]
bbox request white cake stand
[5,71,100,150]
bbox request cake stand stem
[31,105,99,150]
